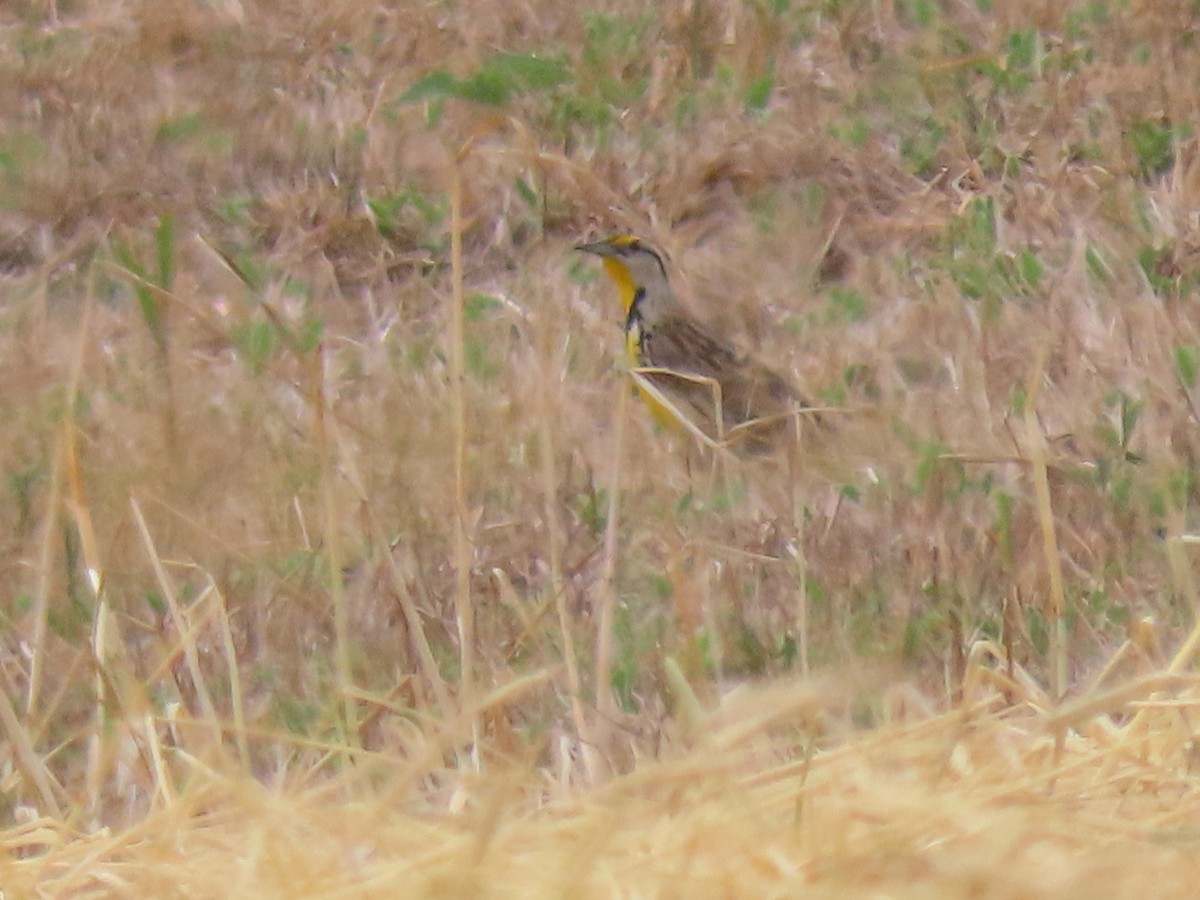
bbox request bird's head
[576,235,670,316]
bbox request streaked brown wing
[641,315,807,448]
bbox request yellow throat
[576,235,680,430]
[600,255,640,318]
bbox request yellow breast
[592,248,688,435]
[624,317,685,433]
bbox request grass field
[4,0,1200,895]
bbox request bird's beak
[574,240,614,257]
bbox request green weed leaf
[1175,345,1197,387]
[400,52,570,108]
[745,73,774,112]
[1129,119,1179,178]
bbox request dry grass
[7,679,1200,897]
[4,0,1200,894]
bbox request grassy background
[3,0,1200,893]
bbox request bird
[576,234,815,454]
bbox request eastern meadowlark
[576,234,814,453]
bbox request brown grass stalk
[1023,343,1068,701]
[210,581,252,771]
[449,150,476,766]
[130,498,221,744]
[311,343,358,745]
[0,670,62,818]
[335,432,451,712]
[594,378,630,723]
[535,286,595,778]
